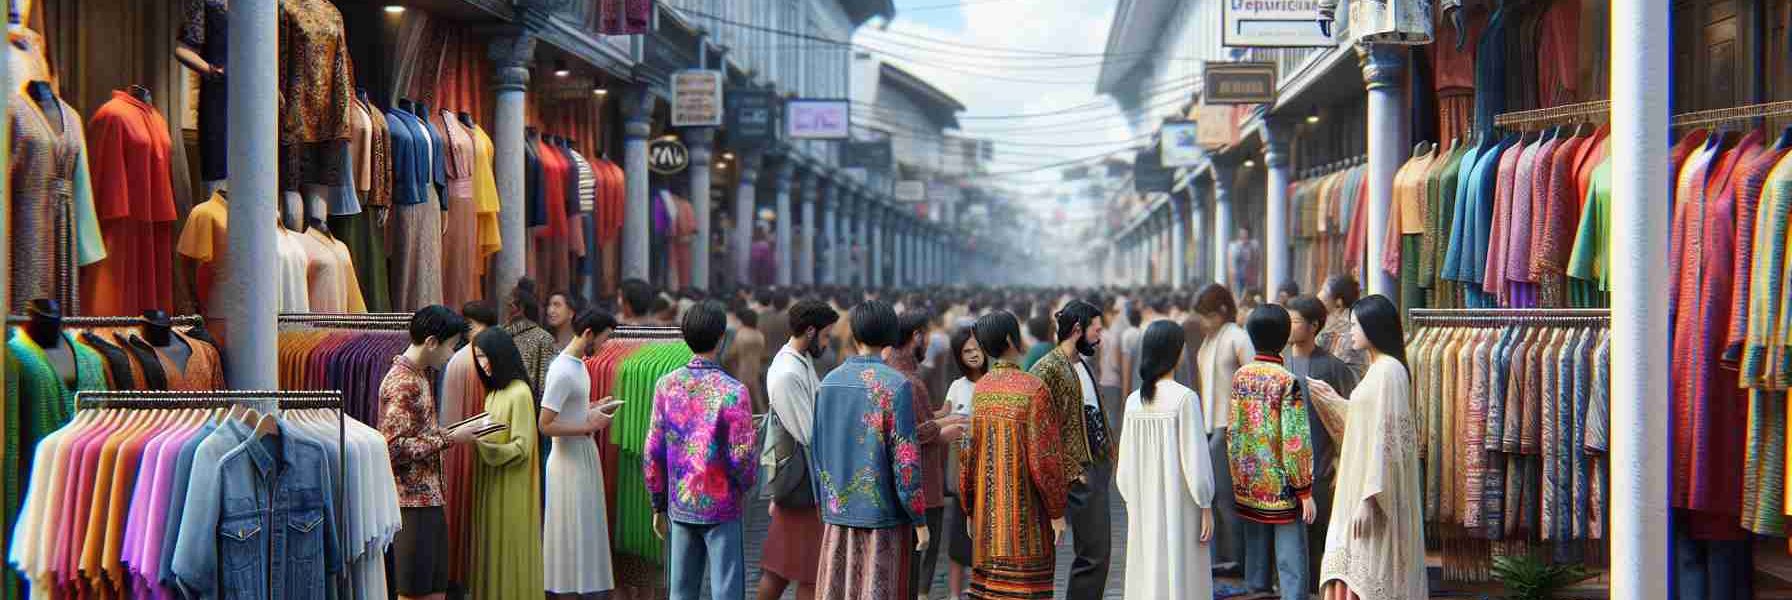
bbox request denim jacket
[811,355,926,528]
[172,419,340,599]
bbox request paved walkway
[741,486,1137,599]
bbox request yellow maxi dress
[470,379,544,599]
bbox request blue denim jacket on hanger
[171,418,340,600]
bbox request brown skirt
[763,505,826,584]
[815,524,913,600]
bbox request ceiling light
[593,88,608,96]
[1306,114,1320,124]
[383,5,406,13]
[553,60,570,78]
[722,152,735,161]
[1243,159,1257,168]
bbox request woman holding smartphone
[1305,295,1425,599]
[539,310,624,598]
[470,328,545,600]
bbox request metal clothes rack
[1491,100,1611,130]
[71,389,352,597]
[1409,307,1611,326]
[613,325,685,340]
[277,312,412,330]
[5,313,207,327]
[1671,100,1792,130]
[1298,154,1367,180]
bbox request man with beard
[756,299,838,600]
[888,310,969,600]
[1028,299,1116,599]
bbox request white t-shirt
[541,354,591,427]
[946,377,975,417]
[1073,361,1101,410]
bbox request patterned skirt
[815,524,913,600]
[967,557,1055,599]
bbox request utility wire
[675,7,1210,62]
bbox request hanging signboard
[1196,104,1240,148]
[726,88,778,148]
[1134,147,1173,193]
[787,99,851,140]
[845,140,894,171]
[1221,0,1336,47]
[649,137,689,175]
[1203,62,1278,104]
[1159,121,1204,167]
[671,70,724,127]
[894,180,927,202]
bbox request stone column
[1190,187,1207,282]
[486,36,533,304]
[798,168,818,285]
[870,204,885,289]
[685,127,714,291]
[1360,45,1407,297]
[620,86,655,281]
[733,153,759,287]
[1263,117,1295,294]
[771,158,794,286]
[221,0,280,387]
[822,181,839,285]
[1610,0,1670,594]
[841,189,859,286]
[1210,159,1237,289]
[1171,198,1187,289]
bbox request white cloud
[855,0,1144,218]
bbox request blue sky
[892,0,968,32]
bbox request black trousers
[1065,460,1113,600]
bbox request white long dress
[1115,379,1214,600]
[540,354,615,593]
[1314,355,1427,599]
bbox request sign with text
[845,140,894,171]
[786,99,851,140]
[726,88,778,148]
[1159,121,1204,167]
[894,180,927,202]
[649,137,689,175]
[1222,0,1336,47]
[1203,62,1278,104]
[671,70,724,127]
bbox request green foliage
[1491,554,1596,600]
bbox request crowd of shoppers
[372,274,1424,599]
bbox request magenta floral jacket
[812,354,927,528]
[644,357,758,523]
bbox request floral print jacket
[1227,354,1316,524]
[644,358,758,524]
[812,354,927,528]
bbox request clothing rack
[5,313,206,327]
[1671,100,1792,129]
[613,325,685,340]
[1298,154,1367,180]
[71,389,352,596]
[1409,307,1611,326]
[1491,100,1611,130]
[278,312,412,330]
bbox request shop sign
[1134,146,1173,194]
[649,137,689,175]
[1159,121,1204,168]
[787,99,851,140]
[1221,0,1336,47]
[846,140,894,171]
[726,88,778,148]
[671,70,724,127]
[894,180,927,202]
[1203,62,1278,104]
[1196,104,1240,148]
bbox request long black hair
[473,328,530,392]
[1138,320,1186,402]
[1351,294,1408,373]
[973,311,1023,360]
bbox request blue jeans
[668,519,745,600]
[1242,519,1308,600]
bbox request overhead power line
[674,7,1211,61]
